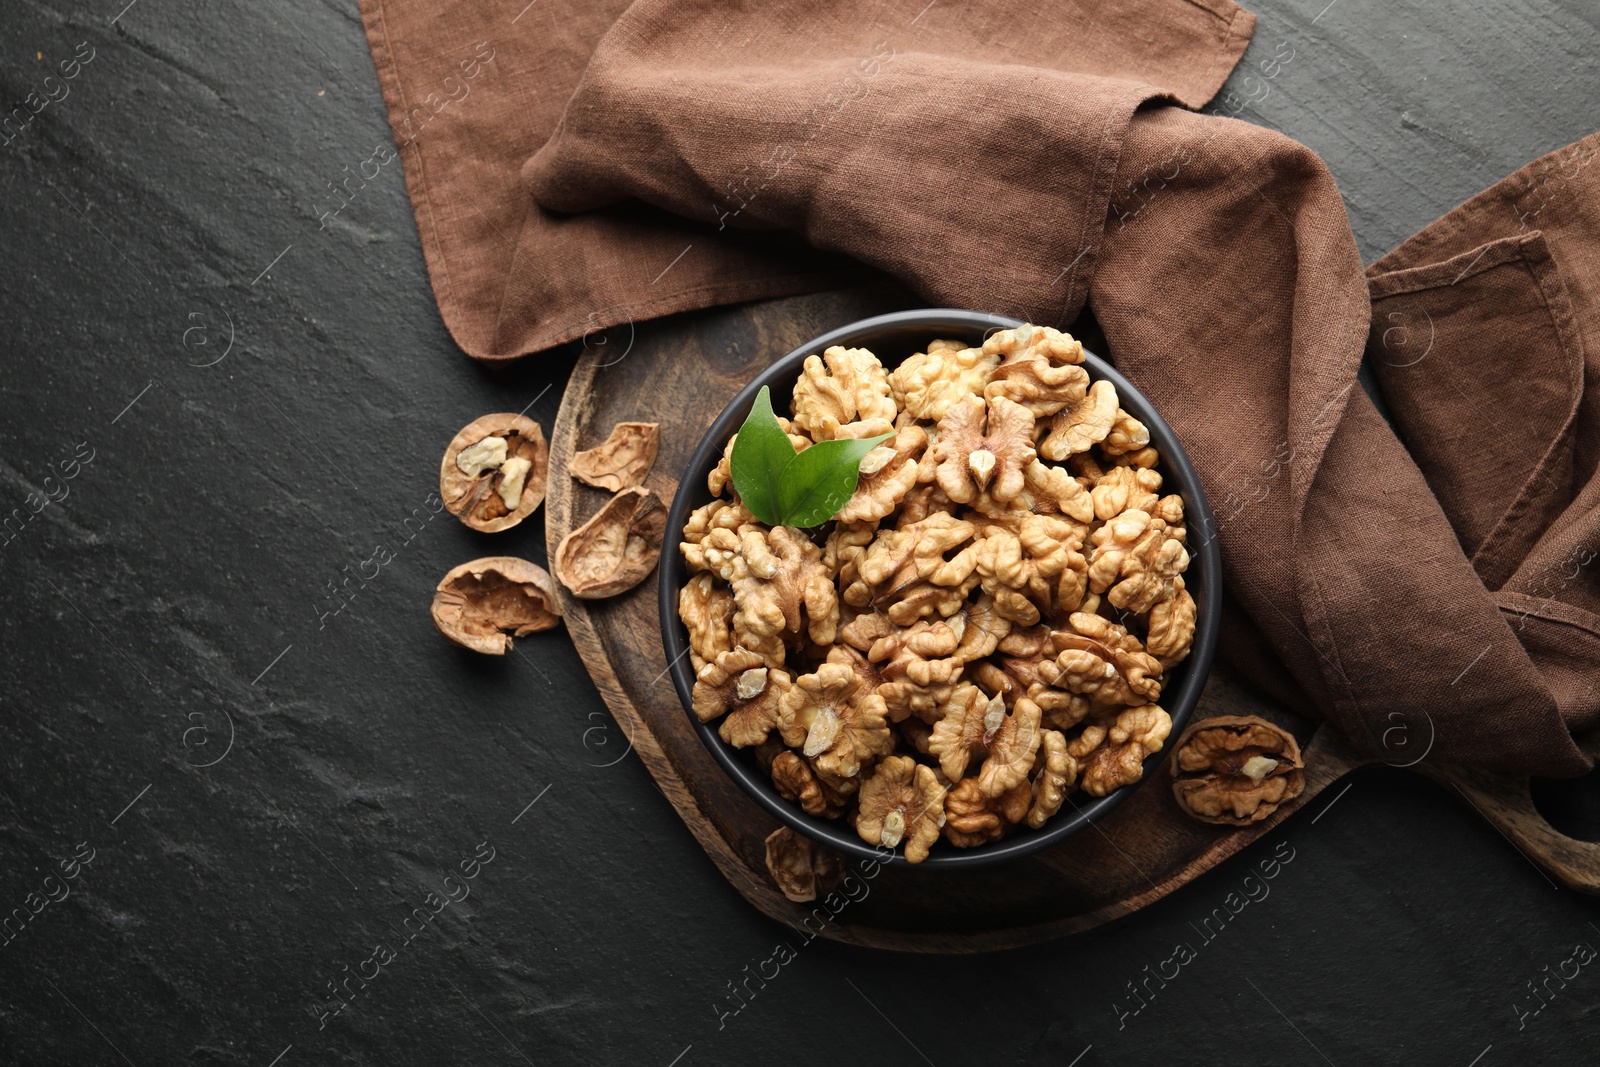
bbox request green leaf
[728,386,796,526]
[775,432,893,528]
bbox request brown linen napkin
[357,0,1252,362]
[360,0,1597,776]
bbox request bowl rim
[658,308,1221,870]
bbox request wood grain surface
[546,290,1600,953]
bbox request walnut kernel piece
[431,557,562,655]
[837,425,925,524]
[1087,508,1189,613]
[1039,379,1119,460]
[678,573,736,671]
[691,525,840,647]
[1170,715,1305,825]
[1052,612,1164,706]
[926,683,994,781]
[1090,466,1163,521]
[764,827,843,903]
[691,647,791,748]
[553,487,666,598]
[791,346,897,441]
[681,499,755,552]
[771,751,846,817]
[889,339,1002,421]
[1101,409,1151,456]
[570,421,660,491]
[976,694,1043,797]
[932,394,1037,505]
[1146,576,1197,667]
[943,776,1030,847]
[1027,729,1077,828]
[854,755,945,863]
[778,663,891,780]
[843,513,979,626]
[1076,704,1172,796]
[982,324,1089,416]
[440,414,549,532]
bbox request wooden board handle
[1422,754,1600,894]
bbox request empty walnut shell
[553,487,666,599]
[763,826,844,903]
[1170,715,1305,826]
[570,422,660,491]
[440,414,550,532]
[431,557,563,655]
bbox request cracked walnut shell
[431,557,562,655]
[764,827,844,903]
[440,414,549,532]
[1170,715,1305,825]
[553,486,666,598]
[854,756,945,863]
[570,421,659,491]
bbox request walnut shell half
[553,487,666,599]
[440,414,549,532]
[1170,715,1305,825]
[570,421,660,491]
[431,557,563,655]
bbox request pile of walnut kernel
[678,326,1197,862]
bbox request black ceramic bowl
[659,309,1220,869]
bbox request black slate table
[4,1,1599,1064]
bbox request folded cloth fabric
[359,0,1599,775]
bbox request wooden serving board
[545,289,1600,953]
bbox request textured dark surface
[2,1,1597,1065]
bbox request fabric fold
[360,0,1600,775]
